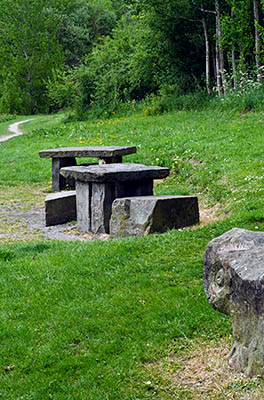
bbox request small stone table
[60,163,170,234]
[39,146,137,191]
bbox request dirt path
[0,119,35,142]
[0,197,226,243]
[0,203,110,242]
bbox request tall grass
[141,85,264,116]
[68,85,264,121]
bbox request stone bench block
[110,195,199,237]
[45,191,76,226]
[203,228,264,376]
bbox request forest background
[1,0,264,117]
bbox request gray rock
[110,195,199,237]
[203,228,264,376]
[45,191,76,226]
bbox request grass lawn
[0,109,263,399]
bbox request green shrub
[0,113,15,122]
[0,74,25,114]
[143,89,211,115]
[46,69,77,112]
[210,85,264,112]
[73,16,195,115]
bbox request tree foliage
[0,0,68,114]
[1,0,264,114]
[57,0,117,68]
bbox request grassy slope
[0,109,263,399]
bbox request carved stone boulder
[203,228,264,376]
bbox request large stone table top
[60,163,170,183]
[39,146,136,159]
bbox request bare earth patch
[0,205,110,242]
[0,190,226,242]
[199,202,227,226]
[0,186,110,242]
[146,339,264,399]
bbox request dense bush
[0,113,15,122]
[72,14,194,116]
[142,88,211,115]
[210,85,264,113]
[73,20,154,113]
[46,69,77,112]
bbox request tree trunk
[202,14,211,94]
[215,0,222,95]
[212,47,217,82]
[215,0,226,95]
[253,0,262,82]
[231,7,237,90]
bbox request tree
[215,0,226,94]
[253,0,262,81]
[57,0,117,68]
[222,0,257,90]
[0,0,67,114]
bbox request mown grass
[1,110,263,212]
[0,108,263,399]
[0,227,227,398]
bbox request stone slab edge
[39,146,137,158]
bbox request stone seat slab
[45,190,76,226]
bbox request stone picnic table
[60,163,170,234]
[39,146,137,191]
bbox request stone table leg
[75,181,115,234]
[99,156,122,164]
[52,157,77,191]
[91,183,116,234]
[75,181,92,232]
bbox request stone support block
[203,228,264,376]
[52,157,76,191]
[75,182,91,233]
[110,195,199,237]
[91,183,116,234]
[45,191,76,226]
[75,180,155,234]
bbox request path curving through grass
[0,118,35,142]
